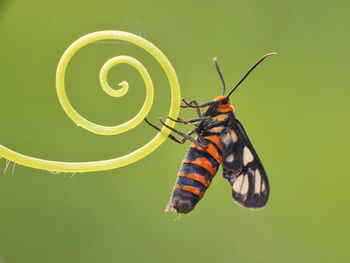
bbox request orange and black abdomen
[166,135,223,214]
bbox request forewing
[220,120,269,209]
[220,128,244,174]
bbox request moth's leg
[194,131,210,148]
[175,130,196,144]
[181,99,200,108]
[158,118,208,148]
[181,99,202,117]
[201,121,224,129]
[182,99,216,108]
[166,115,209,126]
[144,118,196,145]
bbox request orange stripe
[204,135,223,151]
[230,130,238,142]
[214,96,235,112]
[210,126,224,133]
[184,157,217,176]
[206,144,222,164]
[182,186,204,199]
[191,143,222,164]
[213,114,227,121]
[174,183,205,199]
[218,105,234,112]
[178,173,211,188]
[214,95,227,101]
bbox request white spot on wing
[221,132,232,146]
[233,175,244,192]
[261,181,266,192]
[254,169,261,193]
[243,147,254,165]
[225,154,234,163]
[241,175,249,194]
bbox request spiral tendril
[0,31,181,172]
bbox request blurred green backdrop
[0,0,349,262]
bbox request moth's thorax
[214,96,235,112]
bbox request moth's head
[214,95,234,112]
[212,53,276,111]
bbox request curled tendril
[0,31,181,172]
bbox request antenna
[226,52,277,98]
[213,57,226,95]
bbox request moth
[145,53,275,213]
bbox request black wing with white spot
[220,119,269,209]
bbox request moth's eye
[221,98,229,105]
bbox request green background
[0,0,349,262]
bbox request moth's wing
[220,119,269,209]
[220,126,244,174]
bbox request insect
[145,53,276,214]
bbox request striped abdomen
[166,135,223,213]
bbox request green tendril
[0,31,181,172]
